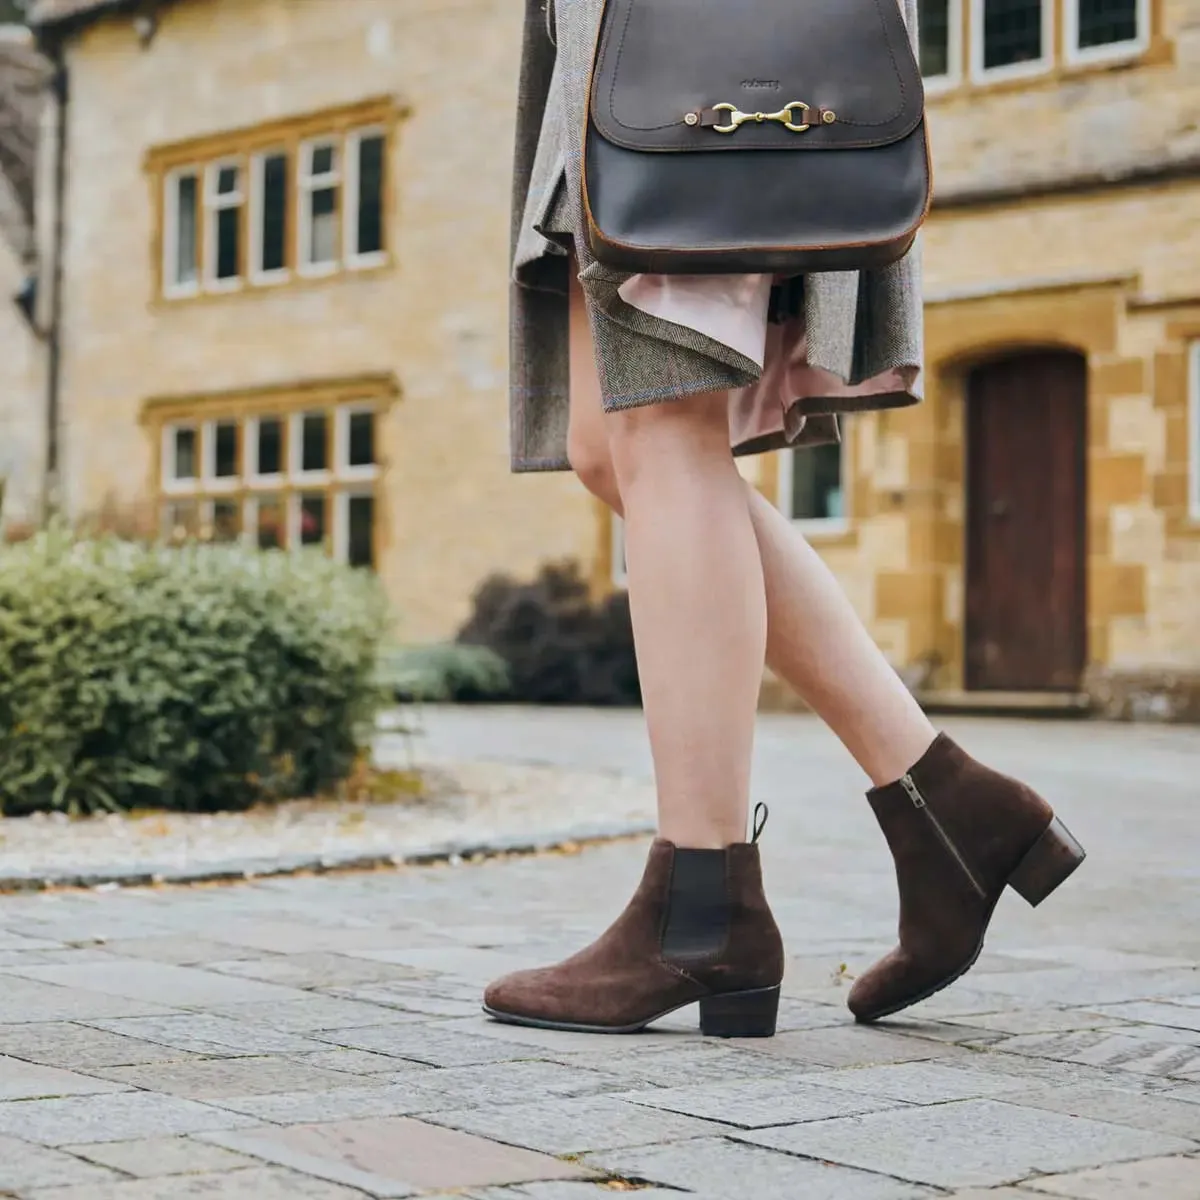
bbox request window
[205,161,243,288]
[778,440,849,531]
[164,170,200,296]
[1067,0,1146,62]
[1190,343,1200,523]
[610,517,628,588]
[300,141,341,273]
[148,377,395,566]
[150,98,397,300]
[918,0,961,87]
[972,0,1052,79]
[251,150,289,281]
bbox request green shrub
[377,642,511,704]
[0,528,390,816]
[456,561,640,706]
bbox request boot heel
[699,986,780,1038]
[1008,816,1086,908]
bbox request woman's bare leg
[744,485,936,786]
[566,268,934,792]
[568,269,765,848]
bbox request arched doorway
[965,351,1088,692]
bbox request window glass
[300,413,329,472]
[356,134,386,256]
[347,495,375,568]
[256,497,285,551]
[260,152,289,273]
[213,422,238,479]
[299,494,327,547]
[256,417,283,476]
[790,444,844,522]
[347,411,375,468]
[982,0,1044,70]
[172,427,198,481]
[918,0,952,76]
[212,500,240,543]
[171,172,199,287]
[1077,0,1138,49]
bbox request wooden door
[965,352,1087,691]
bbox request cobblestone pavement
[0,709,1197,1199]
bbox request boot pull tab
[751,802,770,844]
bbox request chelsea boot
[483,810,784,1036]
[850,733,1086,1023]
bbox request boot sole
[483,984,781,1038]
[855,815,1086,1024]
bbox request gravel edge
[0,819,658,894]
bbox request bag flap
[590,0,924,153]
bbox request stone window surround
[1189,340,1200,523]
[922,0,1160,94]
[140,372,399,568]
[147,96,403,304]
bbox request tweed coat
[509,0,925,473]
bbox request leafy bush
[377,642,511,704]
[456,561,640,706]
[0,529,390,816]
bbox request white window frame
[162,166,201,299]
[298,137,342,276]
[246,415,286,488]
[344,127,389,269]
[248,148,291,286]
[970,0,1055,83]
[162,423,201,495]
[335,403,380,482]
[202,157,245,292]
[202,419,240,493]
[610,517,628,588]
[777,441,851,537]
[920,0,964,93]
[290,410,333,482]
[1065,0,1149,66]
[1189,342,1200,523]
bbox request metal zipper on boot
[900,774,987,899]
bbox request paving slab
[91,1055,381,1101]
[538,1041,791,1090]
[620,1073,905,1128]
[739,1098,1196,1189]
[943,1009,1134,1036]
[998,1082,1200,1140]
[0,1132,123,1192]
[63,1136,258,1178]
[988,1029,1200,1078]
[1022,1154,1200,1198]
[6,961,313,1008]
[201,1116,593,1196]
[309,1022,536,1067]
[21,1166,374,1199]
[0,1023,201,1070]
[767,1025,967,1068]
[424,1094,722,1155]
[946,969,1200,1008]
[398,1060,617,1112]
[324,982,483,1019]
[288,1048,420,1076]
[585,1135,935,1199]
[0,1055,127,1100]
[786,1060,1038,1105]
[202,1082,429,1124]
[202,952,423,989]
[92,938,268,966]
[211,996,425,1032]
[1092,1001,1200,1033]
[83,1014,329,1057]
[0,1091,256,1146]
[0,976,173,1024]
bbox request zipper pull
[900,774,926,808]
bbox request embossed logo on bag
[741,79,781,91]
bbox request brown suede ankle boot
[849,734,1086,1024]
[483,816,784,1037]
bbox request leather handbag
[582,0,932,275]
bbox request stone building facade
[20,0,1200,713]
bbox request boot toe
[847,949,921,1023]
[483,968,545,1020]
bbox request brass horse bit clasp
[711,101,811,133]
